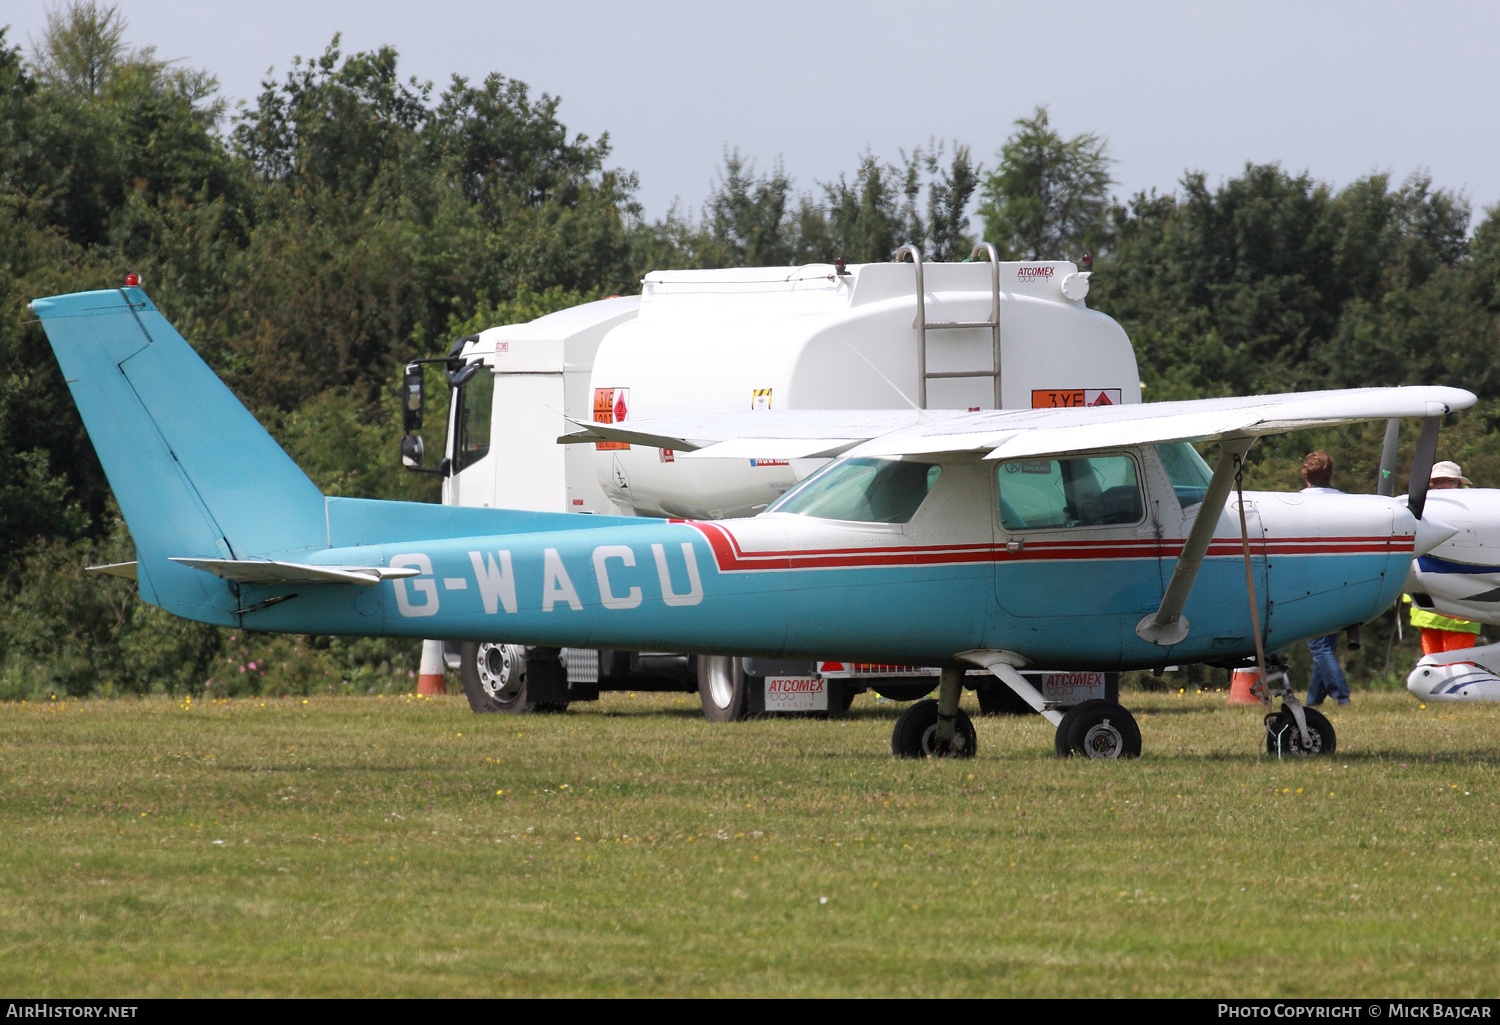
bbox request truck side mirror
[402,363,424,432]
[447,361,481,388]
[400,432,424,469]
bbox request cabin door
[992,452,1166,661]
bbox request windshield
[769,457,942,524]
[1155,441,1213,509]
[452,365,493,473]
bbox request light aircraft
[1402,489,1500,702]
[31,284,1474,759]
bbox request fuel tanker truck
[399,247,1143,718]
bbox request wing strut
[1135,437,1254,646]
[1234,454,1271,700]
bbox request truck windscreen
[453,367,493,473]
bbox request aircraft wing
[560,387,1475,460]
[559,409,959,459]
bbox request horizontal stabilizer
[86,562,138,580]
[170,558,420,588]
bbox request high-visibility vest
[1404,594,1481,634]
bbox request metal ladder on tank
[894,242,1001,409]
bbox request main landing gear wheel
[1054,700,1141,759]
[698,655,751,722]
[890,698,978,759]
[1265,705,1336,757]
[460,641,566,714]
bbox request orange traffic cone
[417,638,447,695]
[1228,668,1264,705]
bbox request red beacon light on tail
[124,273,140,287]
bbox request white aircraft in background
[1403,488,1500,701]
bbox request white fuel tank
[587,262,1140,518]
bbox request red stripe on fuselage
[675,521,1414,574]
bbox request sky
[6,0,1499,226]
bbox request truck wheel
[698,655,750,722]
[976,682,1033,716]
[826,679,856,715]
[461,641,560,714]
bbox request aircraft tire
[976,682,1033,716]
[698,655,751,722]
[1054,700,1141,759]
[1264,705,1336,757]
[460,641,562,714]
[890,699,977,759]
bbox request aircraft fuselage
[191,457,1417,671]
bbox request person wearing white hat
[1429,461,1472,489]
[1406,460,1481,655]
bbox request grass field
[1,688,1497,998]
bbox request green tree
[978,105,1113,261]
[13,2,230,249]
[232,36,429,197]
[1465,203,1500,313]
[1090,166,1481,401]
[430,72,616,214]
[659,142,978,270]
[29,0,127,97]
[922,141,980,262]
[704,150,799,266]
[815,151,918,264]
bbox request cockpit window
[769,457,942,524]
[998,454,1142,530]
[1155,441,1214,509]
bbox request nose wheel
[1265,704,1336,756]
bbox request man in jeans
[1300,452,1351,706]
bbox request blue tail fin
[31,287,327,622]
